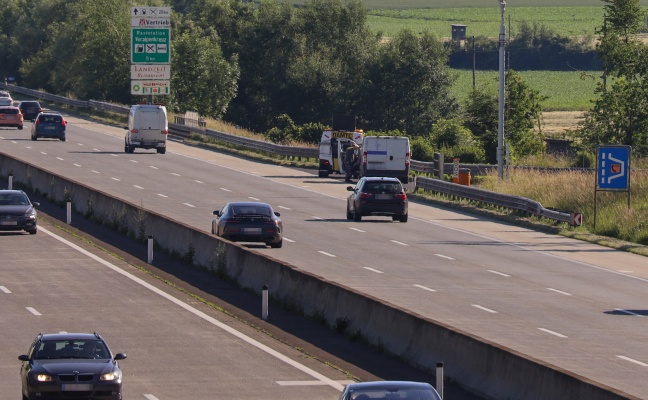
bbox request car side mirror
[346,186,354,191]
[213,210,220,216]
[32,202,40,207]
[274,212,281,217]
[18,354,29,362]
[114,353,127,361]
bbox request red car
[0,106,24,130]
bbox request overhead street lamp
[497,0,506,179]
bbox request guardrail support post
[147,235,154,264]
[66,199,72,224]
[436,361,444,398]
[262,285,269,320]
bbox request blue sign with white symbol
[597,145,631,190]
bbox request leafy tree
[361,29,459,135]
[505,70,546,160]
[604,0,645,36]
[463,87,498,164]
[171,21,239,118]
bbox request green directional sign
[131,28,170,64]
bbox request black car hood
[33,359,114,375]
[0,205,32,216]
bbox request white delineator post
[497,0,507,180]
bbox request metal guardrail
[1,82,581,224]
[415,176,578,225]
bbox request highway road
[2,115,648,399]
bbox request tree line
[0,0,645,162]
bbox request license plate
[375,194,392,200]
[62,384,92,391]
[243,228,261,234]
[0,220,17,226]
[45,126,56,130]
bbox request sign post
[594,145,631,229]
[130,7,171,102]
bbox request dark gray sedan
[212,201,283,248]
[346,177,408,222]
[339,381,442,400]
[0,190,38,234]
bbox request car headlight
[36,374,53,382]
[24,209,36,219]
[100,370,122,382]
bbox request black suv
[346,177,408,222]
[18,100,43,120]
[19,332,127,400]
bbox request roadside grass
[451,69,600,111]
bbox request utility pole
[497,0,506,180]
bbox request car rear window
[232,206,272,217]
[0,108,19,114]
[40,115,62,123]
[21,102,40,107]
[363,182,402,193]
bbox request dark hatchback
[18,332,127,400]
[32,112,66,141]
[346,177,408,222]
[212,201,283,248]
[18,100,43,120]
[0,190,38,234]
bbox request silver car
[339,381,442,400]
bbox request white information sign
[131,65,171,80]
[131,80,170,95]
[131,7,171,18]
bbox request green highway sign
[131,28,170,64]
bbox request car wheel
[346,206,353,220]
[353,207,362,222]
[157,147,166,154]
[31,135,37,141]
[399,214,408,223]
[18,126,23,130]
[27,227,37,235]
[270,240,283,248]
[60,137,66,142]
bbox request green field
[451,70,600,110]
[285,0,648,9]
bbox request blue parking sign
[597,145,631,190]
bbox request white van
[125,104,168,154]
[359,136,411,183]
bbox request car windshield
[34,339,110,360]
[363,182,402,193]
[231,205,272,217]
[0,193,29,205]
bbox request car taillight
[405,152,410,167]
[359,192,371,200]
[162,130,168,135]
[362,151,367,165]
[61,119,66,126]
[395,193,407,201]
[130,129,138,133]
[35,119,40,125]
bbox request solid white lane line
[617,356,648,367]
[318,251,336,258]
[40,226,344,392]
[133,185,144,189]
[364,267,383,274]
[183,203,196,208]
[618,270,633,273]
[472,304,497,313]
[157,194,168,198]
[26,307,41,316]
[435,254,455,260]
[0,286,11,294]
[349,227,365,233]
[538,328,567,338]
[391,240,408,246]
[615,308,643,317]
[487,270,510,277]
[547,288,572,296]
[414,284,436,292]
